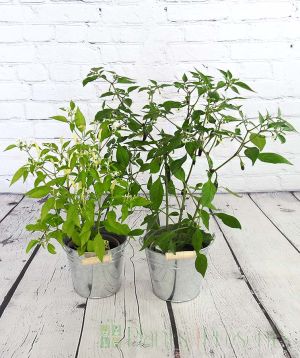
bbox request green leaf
[250,133,266,151]
[67,205,80,227]
[128,85,139,93]
[4,144,17,151]
[117,76,135,84]
[277,134,286,144]
[173,168,185,182]
[244,147,260,165]
[149,158,161,174]
[258,112,264,124]
[47,243,56,254]
[201,210,210,229]
[129,229,144,236]
[26,185,51,198]
[130,197,151,208]
[116,145,130,169]
[94,233,106,261]
[202,180,217,207]
[192,228,202,252]
[195,253,208,277]
[170,155,187,182]
[80,228,91,247]
[70,100,75,110]
[82,74,98,87]
[51,115,68,123]
[10,167,26,186]
[235,81,255,92]
[104,211,130,236]
[185,141,198,158]
[150,178,164,211]
[162,101,181,111]
[258,153,292,165]
[26,239,39,253]
[170,155,187,173]
[215,213,241,229]
[75,107,86,132]
[41,197,55,221]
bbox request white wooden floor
[0,192,300,358]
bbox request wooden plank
[170,215,285,358]
[293,192,300,201]
[0,193,23,222]
[250,192,300,252]
[0,197,41,304]
[0,245,86,358]
[77,212,174,358]
[214,194,300,357]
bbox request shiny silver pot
[64,233,127,298]
[144,241,213,303]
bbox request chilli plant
[137,69,295,276]
[49,66,295,276]
[6,99,150,260]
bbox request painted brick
[56,25,87,43]
[23,25,54,42]
[17,64,48,82]
[0,83,30,100]
[0,0,299,192]
[0,44,36,62]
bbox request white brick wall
[0,0,300,193]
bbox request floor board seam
[0,195,24,224]
[291,192,300,202]
[74,298,88,358]
[115,264,127,358]
[0,244,40,318]
[166,301,181,358]
[213,215,292,358]
[248,193,300,254]
[129,242,143,335]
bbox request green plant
[6,99,149,260]
[133,69,295,276]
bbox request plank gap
[248,194,300,254]
[212,215,292,358]
[166,301,181,358]
[0,194,24,224]
[0,245,40,318]
[291,192,300,202]
[74,298,88,358]
[128,242,143,335]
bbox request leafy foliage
[8,67,295,276]
[8,75,150,259]
[81,67,294,277]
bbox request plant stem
[164,156,169,228]
[178,158,195,224]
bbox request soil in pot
[63,228,127,252]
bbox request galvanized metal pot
[144,240,213,303]
[64,232,127,299]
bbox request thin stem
[178,159,195,223]
[164,156,169,228]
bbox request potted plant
[6,97,149,298]
[133,69,295,302]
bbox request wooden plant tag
[165,251,197,261]
[81,253,112,266]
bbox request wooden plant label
[81,254,112,265]
[165,251,197,261]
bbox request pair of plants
[7,67,295,301]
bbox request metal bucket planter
[144,240,213,303]
[64,232,127,298]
